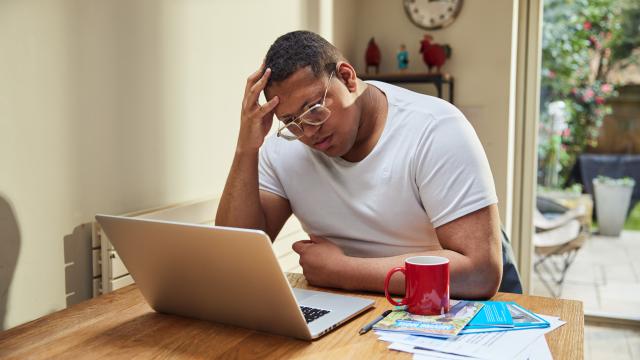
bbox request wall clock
[403,0,464,30]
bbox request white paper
[379,315,564,360]
[392,342,477,359]
[403,334,553,360]
[516,335,553,360]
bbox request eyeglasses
[276,71,334,141]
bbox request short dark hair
[264,31,344,87]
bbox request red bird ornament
[365,37,381,74]
[419,34,451,74]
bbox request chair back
[499,229,523,294]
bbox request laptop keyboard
[300,306,330,323]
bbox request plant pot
[593,179,635,236]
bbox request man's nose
[302,123,322,138]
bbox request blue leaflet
[462,301,549,335]
[506,302,550,328]
[466,301,514,329]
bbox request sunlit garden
[538,0,640,231]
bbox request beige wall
[332,0,358,61]
[0,0,314,330]
[346,0,518,228]
[0,0,519,330]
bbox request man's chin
[309,144,337,157]
[307,137,351,158]
[325,144,352,159]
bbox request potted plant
[592,176,636,236]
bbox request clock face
[403,0,463,30]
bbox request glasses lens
[279,122,303,140]
[300,105,331,126]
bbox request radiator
[91,198,304,296]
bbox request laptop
[95,214,374,340]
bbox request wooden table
[0,274,583,359]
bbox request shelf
[359,72,455,104]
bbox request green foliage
[609,2,640,68]
[538,0,640,188]
[594,175,636,187]
[625,202,640,231]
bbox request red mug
[384,255,450,315]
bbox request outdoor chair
[533,200,589,298]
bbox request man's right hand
[237,64,280,152]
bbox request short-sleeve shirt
[258,81,498,258]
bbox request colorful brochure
[373,300,484,338]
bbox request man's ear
[336,61,358,93]
[263,87,272,101]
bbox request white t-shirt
[258,81,497,258]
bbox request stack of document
[460,301,551,334]
[373,300,485,338]
[374,301,565,360]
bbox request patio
[532,229,640,360]
[532,229,640,317]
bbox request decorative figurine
[365,37,381,74]
[419,34,451,74]
[396,44,409,71]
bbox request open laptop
[95,214,374,340]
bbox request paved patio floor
[531,230,640,360]
[531,229,640,317]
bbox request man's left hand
[291,235,348,288]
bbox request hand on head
[237,62,280,152]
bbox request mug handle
[384,267,407,306]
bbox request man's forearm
[215,149,266,231]
[216,63,279,232]
[338,249,502,299]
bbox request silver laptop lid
[95,214,312,339]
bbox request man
[216,31,503,299]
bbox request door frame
[511,0,543,294]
